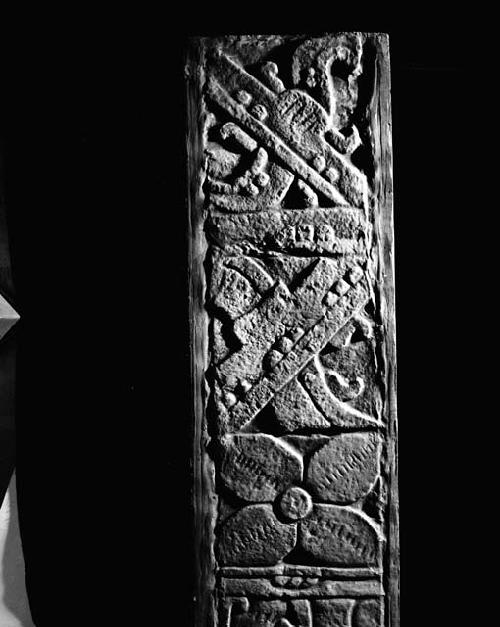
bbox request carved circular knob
[278,486,313,522]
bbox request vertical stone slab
[186,33,397,627]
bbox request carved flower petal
[306,432,381,504]
[299,505,380,566]
[221,434,303,502]
[217,504,297,566]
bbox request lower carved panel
[221,593,383,626]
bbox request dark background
[0,16,474,627]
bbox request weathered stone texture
[187,33,397,626]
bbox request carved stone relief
[186,33,397,627]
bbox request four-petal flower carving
[217,433,382,567]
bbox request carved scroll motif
[188,33,397,627]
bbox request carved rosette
[217,433,382,568]
[189,32,396,627]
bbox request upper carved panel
[202,33,373,214]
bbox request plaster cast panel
[186,33,397,627]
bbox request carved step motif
[223,597,383,627]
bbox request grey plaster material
[187,33,397,626]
